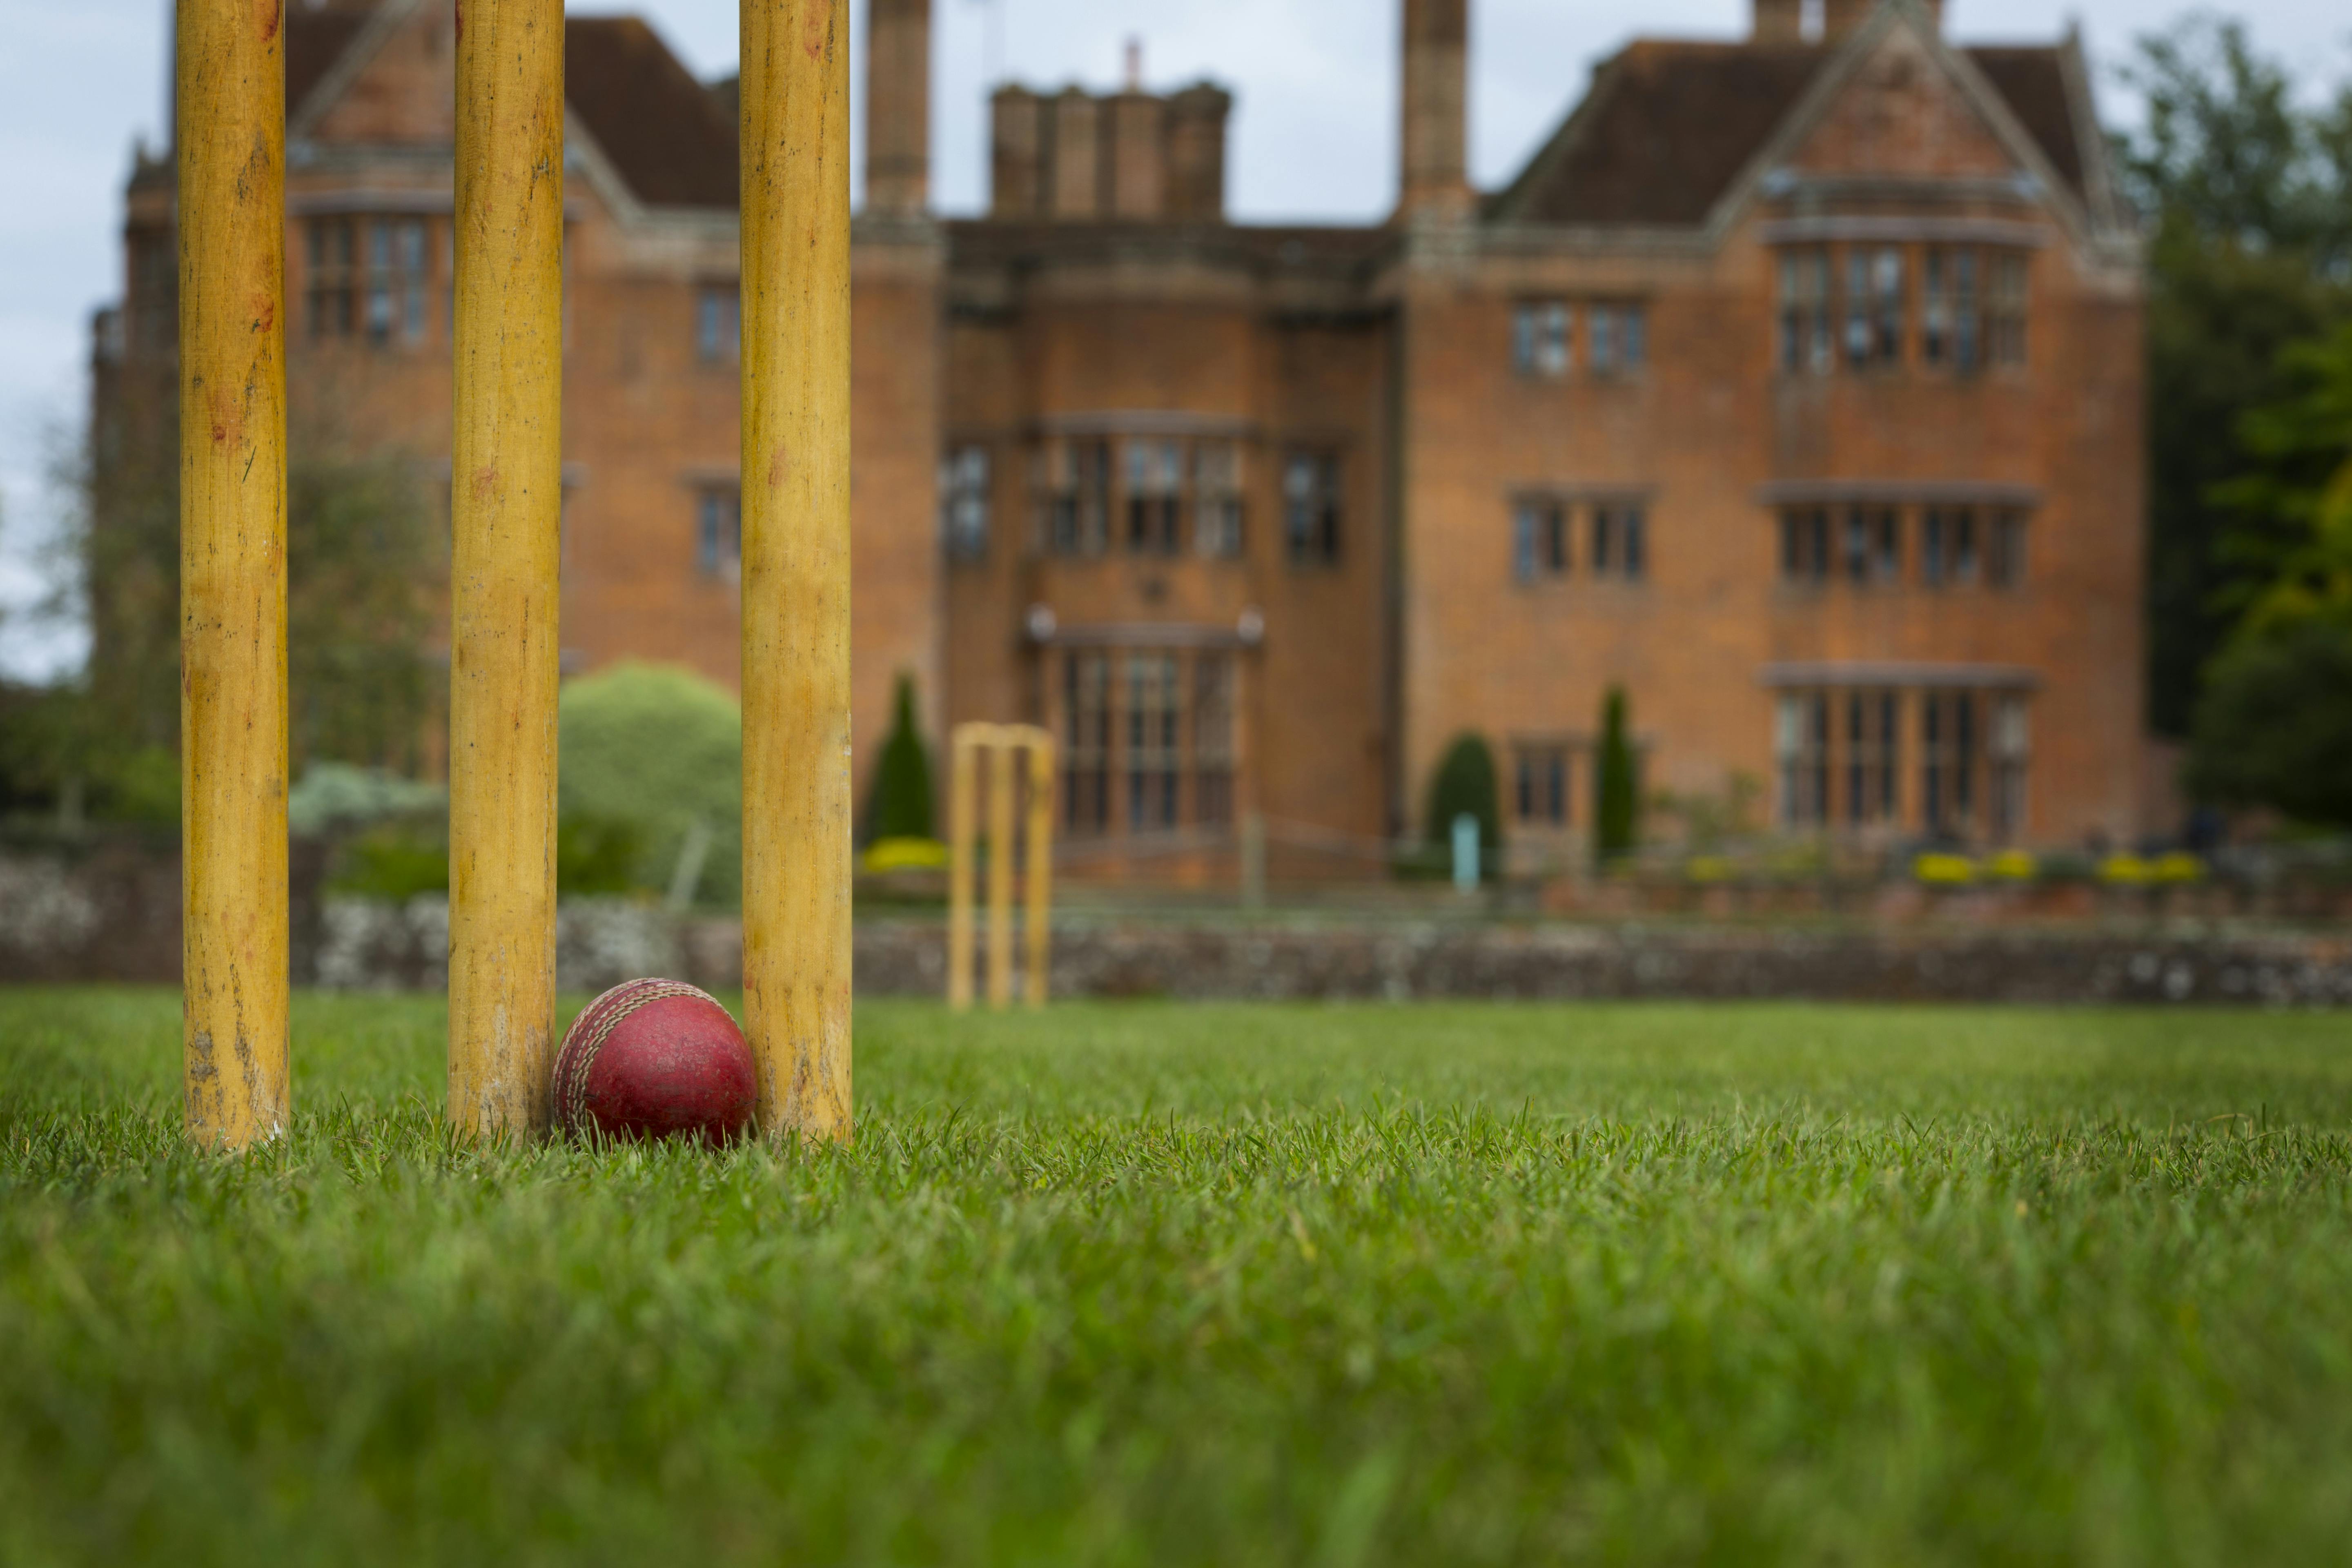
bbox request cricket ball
[552,979,757,1145]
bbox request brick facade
[98,0,2144,869]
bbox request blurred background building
[91,0,2147,876]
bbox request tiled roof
[1499,42,1828,227]
[287,6,375,122]
[566,18,739,209]
[285,6,737,211]
[1493,38,2092,228]
[1963,47,2086,198]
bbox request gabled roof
[566,18,739,209]
[1489,30,2099,230]
[1494,42,1829,227]
[283,3,738,213]
[1963,47,2085,198]
[287,6,376,121]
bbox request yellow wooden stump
[947,726,980,1011]
[741,0,853,1140]
[987,739,1017,1007]
[448,0,566,1138]
[947,723,1056,1010]
[1024,739,1056,1007]
[179,0,289,1149]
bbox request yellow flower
[862,837,950,873]
[1913,853,1977,886]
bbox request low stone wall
[6,847,2349,1006]
[849,920,2352,1007]
[316,897,682,995]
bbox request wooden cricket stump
[176,0,852,1146]
[447,0,566,1138]
[948,724,1057,1011]
[179,0,290,1148]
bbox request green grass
[4,991,2352,1566]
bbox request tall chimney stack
[867,0,931,216]
[1822,0,1873,38]
[1398,0,1472,221]
[1752,0,1804,44]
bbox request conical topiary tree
[864,673,936,843]
[1424,732,1503,883]
[1595,686,1639,862]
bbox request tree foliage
[2187,614,2352,826]
[2185,316,2352,826]
[2114,14,2352,737]
[50,377,440,812]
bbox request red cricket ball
[552,979,758,1145]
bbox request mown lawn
[3,989,2351,1566]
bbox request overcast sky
[3,0,2349,677]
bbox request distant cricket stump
[948,724,1056,1010]
[175,0,851,1147]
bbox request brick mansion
[102,0,2146,869]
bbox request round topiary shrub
[558,662,742,908]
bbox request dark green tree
[58,381,439,801]
[2114,14,2352,735]
[2211,319,2352,622]
[2187,614,2352,826]
[2185,316,2352,825]
[864,673,936,842]
[1594,687,1639,862]
[1424,733,1502,882]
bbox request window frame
[1512,742,1573,829]
[1777,247,1832,375]
[1124,653,1184,834]
[306,218,356,340]
[1282,451,1344,567]
[1511,299,1572,379]
[1511,497,1569,584]
[1062,651,1113,835]
[941,444,991,564]
[1193,441,1246,560]
[1124,439,1185,557]
[695,486,742,580]
[1589,302,1648,378]
[695,281,741,365]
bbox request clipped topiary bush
[558,662,742,908]
[1423,733,1503,883]
[864,672,936,845]
[1595,687,1639,863]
